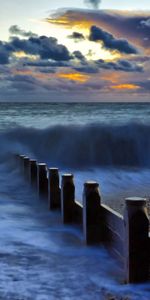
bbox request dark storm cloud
[0,50,9,64]
[9,25,38,38]
[97,59,143,72]
[10,36,72,61]
[0,35,72,62]
[74,59,143,73]
[89,25,138,54]
[68,32,85,40]
[84,0,101,9]
[0,42,10,64]
[73,51,86,61]
[23,59,70,68]
[74,63,98,74]
[22,50,85,68]
[22,52,142,74]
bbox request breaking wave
[1,122,150,168]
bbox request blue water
[1,102,150,209]
[0,102,149,299]
[0,102,150,130]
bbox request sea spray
[1,122,150,168]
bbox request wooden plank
[102,223,124,257]
[99,204,124,262]
[101,204,124,237]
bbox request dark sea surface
[0,102,149,299]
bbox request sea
[0,102,150,299]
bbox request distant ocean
[0,102,150,299]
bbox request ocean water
[1,102,150,208]
[0,102,150,299]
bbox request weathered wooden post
[29,159,37,185]
[48,168,60,210]
[61,174,75,224]
[83,181,101,245]
[23,156,30,179]
[124,197,149,283]
[37,163,48,198]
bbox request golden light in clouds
[58,73,89,82]
[13,51,38,60]
[112,84,140,90]
[101,72,122,83]
[67,39,121,61]
[13,69,89,83]
[46,12,94,29]
[46,16,121,62]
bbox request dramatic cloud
[89,25,138,54]
[0,50,9,64]
[74,59,143,74]
[23,59,70,68]
[73,51,86,61]
[1,36,72,62]
[84,0,101,9]
[1,8,150,102]
[68,32,85,41]
[0,42,10,64]
[9,25,38,38]
[48,9,150,48]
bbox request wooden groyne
[16,154,150,284]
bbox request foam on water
[1,123,150,211]
[0,159,150,299]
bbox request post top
[23,156,29,160]
[84,181,99,188]
[62,174,73,178]
[49,167,59,171]
[30,159,37,163]
[125,197,147,205]
[38,163,47,168]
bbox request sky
[0,0,150,101]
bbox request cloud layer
[0,9,150,102]
[89,25,138,54]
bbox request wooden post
[23,156,30,179]
[61,174,75,224]
[37,163,48,198]
[83,181,101,245]
[29,159,37,185]
[48,168,60,210]
[124,197,149,283]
